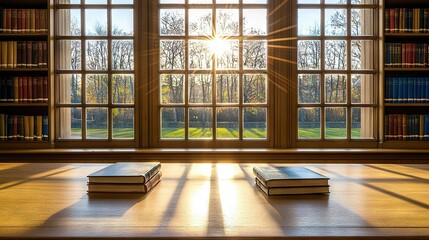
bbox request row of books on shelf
[385,77,429,103]
[0,41,48,69]
[0,76,48,103]
[0,114,48,141]
[87,162,162,193]
[385,43,428,68]
[385,114,429,141]
[0,8,48,33]
[385,8,429,33]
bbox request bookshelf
[383,0,429,148]
[0,0,50,147]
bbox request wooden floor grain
[0,163,428,239]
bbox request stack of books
[253,166,330,196]
[87,162,162,193]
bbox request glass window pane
[58,40,81,70]
[298,107,320,139]
[189,0,212,3]
[351,74,374,104]
[217,0,239,3]
[325,0,346,4]
[243,107,267,139]
[161,74,185,104]
[243,74,266,104]
[85,9,107,36]
[352,40,373,70]
[298,9,320,36]
[112,40,134,70]
[58,74,81,104]
[325,74,347,104]
[217,74,239,104]
[189,107,213,139]
[351,9,374,36]
[160,40,185,70]
[325,40,347,70]
[298,74,320,104]
[160,0,184,3]
[243,9,267,36]
[58,0,80,4]
[243,40,267,70]
[189,74,212,104]
[325,107,347,139]
[351,107,373,139]
[216,40,239,70]
[86,40,108,70]
[189,40,212,70]
[57,9,81,36]
[86,108,108,139]
[189,9,212,36]
[160,9,185,36]
[298,40,321,70]
[86,0,106,4]
[351,0,373,4]
[161,107,185,139]
[243,0,267,3]
[113,108,134,139]
[58,107,82,139]
[325,9,347,36]
[112,0,133,3]
[216,107,239,139]
[112,74,134,104]
[216,9,239,36]
[112,9,134,36]
[298,0,320,3]
[86,74,108,104]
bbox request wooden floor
[0,163,429,239]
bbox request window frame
[54,0,139,147]
[292,0,380,148]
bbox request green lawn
[71,127,362,140]
[298,128,362,139]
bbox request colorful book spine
[385,8,429,33]
[385,114,429,141]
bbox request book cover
[87,171,163,193]
[88,162,162,184]
[255,178,329,196]
[253,166,329,188]
[0,114,5,141]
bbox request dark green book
[88,162,161,184]
[253,166,329,188]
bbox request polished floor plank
[0,163,428,239]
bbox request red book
[398,114,403,140]
[26,41,32,68]
[22,76,28,103]
[32,77,37,102]
[402,114,408,140]
[27,76,32,103]
[37,77,43,103]
[6,9,11,33]
[18,77,23,103]
[390,9,395,33]
[35,9,40,32]
[25,9,30,33]
[18,9,24,32]
[42,42,47,68]
[43,77,48,102]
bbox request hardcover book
[87,171,162,193]
[256,178,329,196]
[88,162,161,184]
[253,166,329,188]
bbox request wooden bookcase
[0,0,52,148]
[382,0,429,148]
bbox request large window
[55,0,135,142]
[296,0,377,144]
[155,0,270,146]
